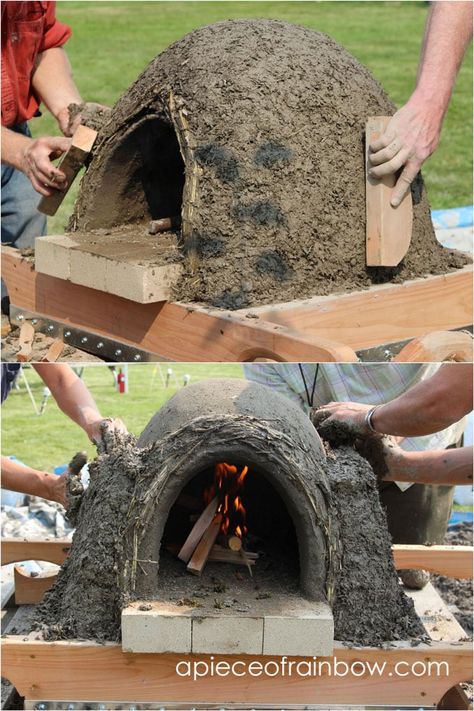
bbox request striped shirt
[243,363,465,455]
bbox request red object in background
[117,369,126,394]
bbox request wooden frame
[2,638,472,707]
[2,540,472,707]
[2,247,472,361]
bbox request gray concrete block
[263,602,334,656]
[121,602,192,653]
[192,615,263,655]
[34,235,77,280]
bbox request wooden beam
[393,330,473,363]
[178,497,219,563]
[365,116,412,267]
[13,566,57,605]
[187,513,222,575]
[1,247,357,362]
[1,539,71,566]
[250,265,472,352]
[392,545,473,579]
[438,683,472,710]
[2,638,472,706]
[38,125,97,216]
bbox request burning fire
[205,462,248,539]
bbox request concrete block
[36,230,183,303]
[263,602,334,656]
[121,602,192,653]
[34,235,77,280]
[192,615,263,655]
[69,250,108,292]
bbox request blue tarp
[432,205,473,229]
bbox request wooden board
[13,566,57,606]
[1,247,357,362]
[393,545,474,579]
[1,539,71,566]
[394,330,473,362]
[38,125,97,216]
[2,637,472,706]
[365,116,413,266]
[250,265,473,352]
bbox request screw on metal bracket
[133,354,141,361]
[115,349,122,357]
[16,314,24,322]
[47,324,55,333]
[32,318,38,325]
[80,337,88,344]
[97,342,104,350]
[64,331,71,338]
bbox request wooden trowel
[365,116,413,267]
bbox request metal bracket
[9,305,159,362]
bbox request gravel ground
[432,521,473,636]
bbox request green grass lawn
[33,0,472,234]
[2,363,243,471]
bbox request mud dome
[35,380,423,645]
[70,19,468,309]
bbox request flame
[205,462,248,539]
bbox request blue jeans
[2,123,47,250]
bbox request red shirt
[1,1,72,126]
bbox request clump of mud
[325,445,424,644]
[35,411,422,646]
[70,19,469,309]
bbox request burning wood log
[218,534,242,551]
[178,496,218,563]
[187,513,222,576]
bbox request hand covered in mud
[311,401,379,443]
[88,417,129,453]
[368,100,441,207]
[58,102,111,137]
[20,136,71,196]
[45,470,69,508]
[356,436,407,482]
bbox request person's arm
[1,455,67,506]
[31,47,83,137]
[313,363,472,437]
[360,440,472,486]
[369,1,473,207]
[32,364,104,443]
[1,127,70,196]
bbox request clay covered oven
[37,379,423,652]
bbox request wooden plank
[2,638,472,706]
[406,582,467,642]
[250,265,473,352]
[393,330,473,362]
[438,683,472,710]
[178,497,219,563]
[38,125,97,216]
[392,545,473,579]
[187,513,222,575]
[365,116,412,266]
[1,247,357,362]
[2,539,71,566]
[13,566,57,605]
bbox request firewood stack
[175,463,259,576]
